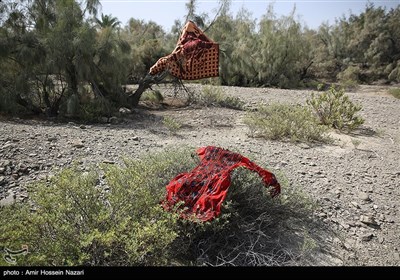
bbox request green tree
[94,13,121,29]
[0,0,130,117]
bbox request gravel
[1,84,399,266]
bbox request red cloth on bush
[163,146,281,221]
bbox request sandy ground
[1,84,399,265]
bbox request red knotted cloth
[162,146,281,221]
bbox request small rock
[341,223,350,230]
[17,194,29,202]
[318,212,327,218]
[385,216,395,223]
[359,192,370,201]
[18,164,28,173]
[298,143,310,149]
[351,201,360,209]
[79,125,86,129]
[309,162,317,166]
[360,215,379,226]
[28,153,37,157]
[347,221,357,227]
[0,176,5,185]
[2,143,13,149]
[109,117,119,124]
[333,237,342,245]
[0,167,5,174]
[1,160,11,167]
[361,233,373,242]
[132,136,139,141]
[119,107,132,114]
[47,136,57,142]
[72,140,84,148]
[378,236,385,244]
[0,193,16,207]
[102,160,115,164]
[343,239,355,249]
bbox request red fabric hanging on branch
[162,146,281,221]
[149,21,219,80]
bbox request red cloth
[163,146,281,221]
[149,21,219,80]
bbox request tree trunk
[127,71,169,107]
[127,79,152,107]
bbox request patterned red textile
[163,146,281,221]
[149,21,219,80]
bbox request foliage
[121,19,168,83]
[307,86,365,131]
[141,90,164,103]
[244,104,330,143]
[78,97,115,122]
[337,66,360,91]
[0,148,197,266]
[388,87,400,99]
[162,116,182,134]
[192,85,244,110]
[0,0,130,117]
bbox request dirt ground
[1,84,399,266]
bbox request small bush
[141,90,164,103]
[307,86,364,132]
[244,104,330,143]
[0,89,26,115]
[317,83,326,91]
[0,148,197,266]
[162,116,182,134]
[77,97,115,122]
[388,65,400,83]
[388,88,400,99]
[337,66,360,91]
[193,85,245,110]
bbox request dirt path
[1,84,399,265]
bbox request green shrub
[388,65,400,83]
[193,85,245,110]
[317,83,326,91]
[141,90,164,103]
[0,148,197,266]
[0,90,27,116]
[244,104,330,143]
[77,97,115,122]
[307,86,364,131]
[337,66,360,91]
[162,116,182,134]
[388,88,400,99]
